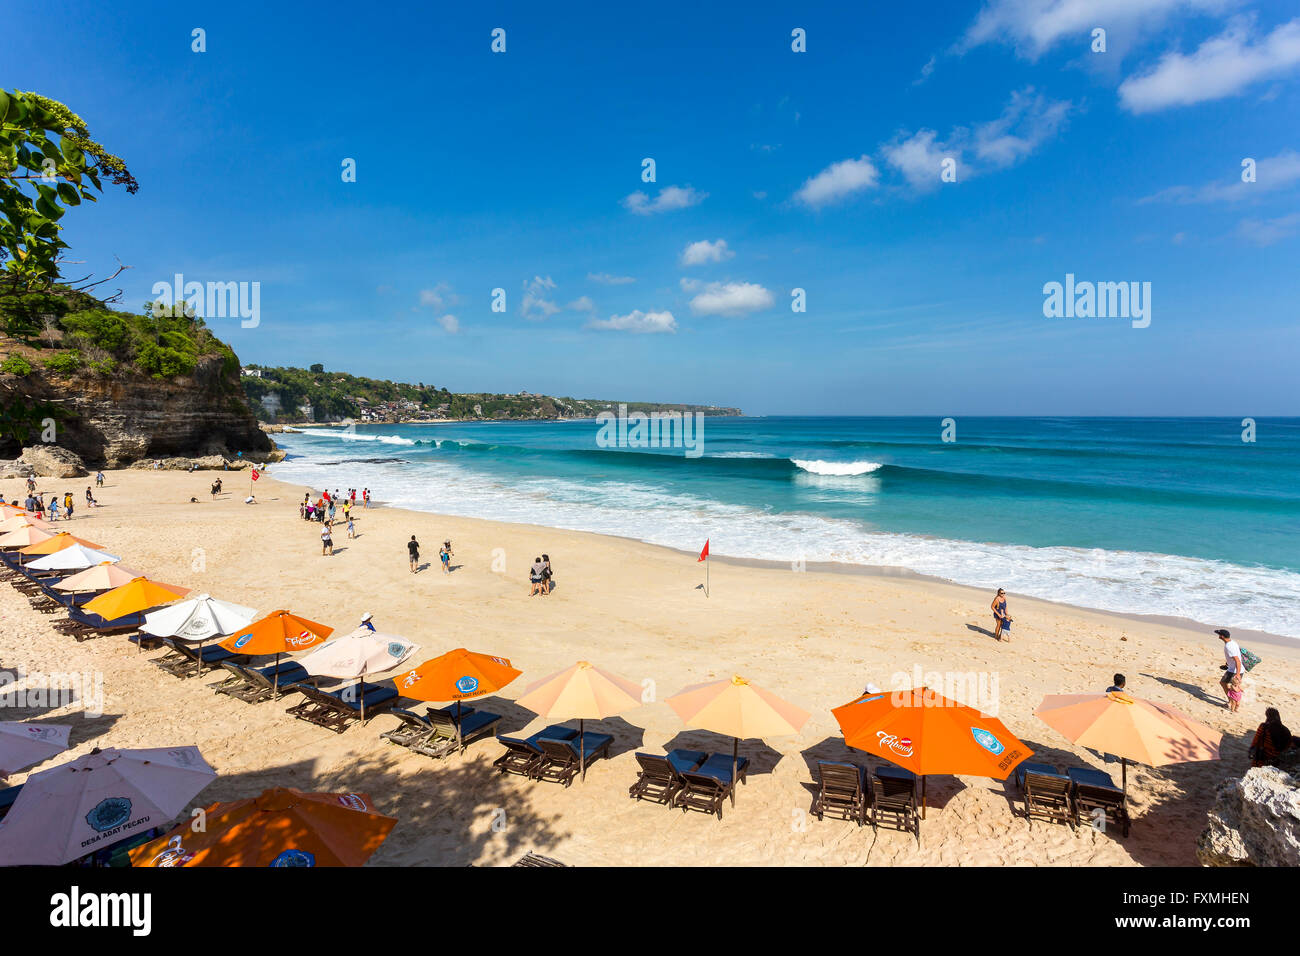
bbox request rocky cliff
[1197,762,1300,866]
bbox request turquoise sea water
[272,416,1300,638]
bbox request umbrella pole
[922,776,927,819]
[580,718,586,782]
[456,700,464,753]
[1122,758,1128,796]
[273,651,281,697]
[731,738,738,807]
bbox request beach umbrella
[0,515,53,534]
[0,525,56,550]
[0,746,215,865]
[26,544,120,573]
[831,686,1033,816]
[52,561,145,593]
[19,532,106,556]
[140,593,257,642]
[299,627,419,722]
[515,660,641,781]
[393,648,520,749]
[666,675,811,805]
[1034,691,1222,794]
[0,722,71,775]
[82,576,191,621]
[129,787,396,867]
[217,610,334,693]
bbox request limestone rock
[1197,766,1300,866]
[18,445,88,478]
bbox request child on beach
[347,515,356,539]
[48,496,59,520]
[991,589,1011,641]
[440,540,453,574]
[408,535,420,573]
[321,522,333,556]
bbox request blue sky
[9,0,1300,414]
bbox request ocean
[270,416,1300,638]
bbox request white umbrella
[0,746,215,865]
[0,722,71,775]
[299,627,419,722]
[26,544,121,573]
[140,593,257,642]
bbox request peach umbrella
[395,648,521,748]
[129,787,396,867]
[0,515,53,534]
[52,562,146,593]
[666,675,811,806]
[82,576,191,620]
[218,610,334,693]
[1034,691,1222,794]
[832,686,1033,817]
[516,661,644,781]
[0,525,56,550]
[19,532,106,556]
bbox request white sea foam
[791,459,884,476]
[309,429,416,446]
[273,451,1300,638]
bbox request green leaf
[57,182,80,205]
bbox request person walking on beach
[363,488,370,509]
[408,535,420,573]
[95,471,104,487]
[47,496,59,520]
[440,540,453,574]
[1216,629,1244,713]
[1249,708,1294,767]
[63,491,73,521]
[321,521,334,556]
[346,515,356,539]
[359,612,375,631]
[991,589,1012,642]
[529,557,545,596]
[541,553,553,594]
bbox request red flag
[698,539,709,562]
[250,468,260,481]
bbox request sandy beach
[2,468,1296,867]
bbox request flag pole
[705,553,709,598]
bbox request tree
[310,363,324,373]
[0,89,138,292]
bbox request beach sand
[2,468,1296,866]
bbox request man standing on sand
[1216,629,1244,713]
[407,535,420,573]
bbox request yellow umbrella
[1034,691,1222,793]
[666,675,810,805]
[82,576,191,620]
[516,661,644,781]
[19,532,105,556]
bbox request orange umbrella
[82,576,191,620]
[1035,691,1221,793]
[19,532,106,556]
[516,661,644,781]
[667,675,811,806]
[128,787,396,867]
[395,648,521,747]
[218,610,334,693]
[832,686,1033,816]
[52,562,146,593]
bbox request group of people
[407,536,454,574]
[302,488,362,557]
[529,554,554,595]
[13,482,97,520]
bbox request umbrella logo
[152,835,195,867]
[876,732,913,757]
[269,849,316,867]
[286,630,316,647]
[456,675,479,694]
[386,642,406,658]
[971,727,1004,755]
[86,797,132,832]
[401,670,419,688]
[233,632,253,648]
[338,793,369,811]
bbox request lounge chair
[675,753,750,818]
[533,732,615,786]
[492,725,579,778]
[512,852,567,867]
[812,761,870,825]
[284,681,399,733]
[628,749,707,806]
[53,608,145,640]
[0,783,23,822]
[152,639,247,679]
[871,766,919,834]
[1016,762,1074,829]
[209,660,311,703]
[380,705,500,758]
[1067,766,1130,837]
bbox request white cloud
[1120,17,1300,112]
[622,185,707,215]
[521,275,560,320]
[438,314,459,333]
[1139,150,1300,203]
[587,309,678,333]
[418,282,455,311]
[686,281,775,317]
[1237,211,1300,245]
[793,156,879,208]
[588,272,636,285]
[972,88,1072,168]
[681,239,735,266]
[881,129,957,191]
[961,0,1229,59]
[566,296,595,312]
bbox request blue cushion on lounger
[875,764,916,782]
[667,749,708,775]
[539,732,612,760]
[194,645,239,664]
[523,724,578,749]
[696,752,749,784]
[1066,767,1120,791]
[456,711,500,736]
[1016,762,1066,789]
[257,660,309,685]
[327,683,398,712]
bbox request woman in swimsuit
[991,589,1011,642]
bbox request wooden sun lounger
[812,760,870,825]
[1017,762,1074,829]
[492,725,579,778]
[284,682,400,733]
[871,766,919,835]
[629,749,707,806]
[512,852,568,867]
[209,660,311,703]
[54,609,146,641]
[152,639,246,679]
[675,753,750,818]
[1067,766,1130,836]
[380,705,500,758]
[533,733,615,787]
